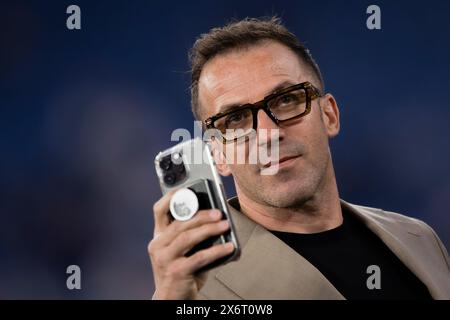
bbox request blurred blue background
[0,0,449,299]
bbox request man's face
[198,40,340,208]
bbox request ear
[319,93,340,138]
[210,140,232,177]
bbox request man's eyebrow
[216,80,297,114]
[268,80,297,96]
[217,103,244,115]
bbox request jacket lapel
[214,198,345,299]
[211,198,449,299]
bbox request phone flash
[169,188,199,221]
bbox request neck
[236,162,343,234]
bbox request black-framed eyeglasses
[204,81,322,143]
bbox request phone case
[154,138,240,270]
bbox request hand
[148,190,234,300]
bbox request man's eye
[226,112,245,125]
[279,93,297,105]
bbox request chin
[259,181,314,208]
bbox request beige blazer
[197,198,450,300]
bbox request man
[148,17,450,299]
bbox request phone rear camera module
[163,173,176,185]
[159,157,172,171]
[173,163,186,174]
[160,153,187,186]
[171,152,183,165]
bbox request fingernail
[225,242,234,250]
[210,210,221,218]
[219,220,229,229]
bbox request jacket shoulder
[344,200,450,268]
[345,200,431,232]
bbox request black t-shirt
[270,207,432,299]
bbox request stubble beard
[234,153,330,212]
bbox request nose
[256,109,278,130]
[256,109,284,146]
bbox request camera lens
[163,173,176,185]
[159,157,172,171]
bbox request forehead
[198,41,309,118]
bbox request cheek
[223,138,265,166]
[305,129,330,167]
[291,119,329,162]
[228,164,256,183]
[221,142,250,165]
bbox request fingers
[148,209,230,274]
[181,242,235,275]
[158,209,223,245]
[153,189,177,235]
[167,219,230,257]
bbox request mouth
[262,155,301,170]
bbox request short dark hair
[189,16,324,120]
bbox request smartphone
[154,138,240,271]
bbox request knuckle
[192,211,206,223]
[147,239,158,255]
[196,210,216,223]
[170,221,182,233]
[208,221,222,233]
[152,252,168,267]
[188,211,206,226]
[201,210,214,220]
[193,250,208,265]
[153,201,162,214]
[148,240,168,265]
[148,242,162,260]
[176,231,191,245]
[209,244,220,255]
